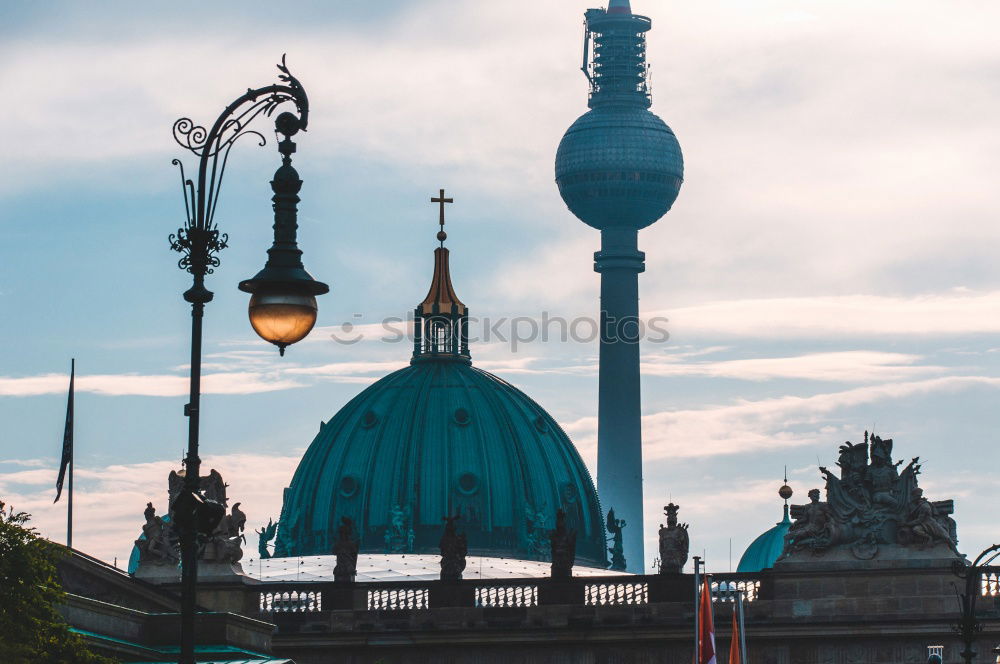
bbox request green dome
[736,505,791,573]
[275,357,607,566]
[276,207,606,567]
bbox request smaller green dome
[736,505,791,573]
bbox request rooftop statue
[549,509,577,579]
[779,432,960,565]
[255,518,277,560]
[333,516,359,583]
[657,503,689,574]
[439,514,468,581]
[606,509,627,572]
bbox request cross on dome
[431,188,453,247]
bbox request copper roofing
[419,247,465,315]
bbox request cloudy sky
[2,0,999,573]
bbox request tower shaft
[557,1,683,574]
[595,227,645,573]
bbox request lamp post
[952,543,1000,664]
[168,56,328,664]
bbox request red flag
[729,603,741,664]
[698,577,716,664]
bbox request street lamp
[168,56,328,664]
[952,543,1000,664]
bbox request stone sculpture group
[780,433,959,563]
[134,469,247,575]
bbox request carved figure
[384,504,414,554]
[525,506,550,559]
[899,488,957,552]
[782,489,834,556]
[868,436,901,509]
[203,499,247,564]
[549,509,577,579]
[255,518,278,559]
[657,503,689,574]
[439,514,467,581]
[201,469,228,505]
[606,508,627,571]
[333,516,359,583]
[135,502,177,563]
[167,470,185,511]
[229,502,247,543]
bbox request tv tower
[555,0,684,572]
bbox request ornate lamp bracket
[168,55,310,298]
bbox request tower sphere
[556,106,683,230]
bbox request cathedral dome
[737,486,793,573]
[274,195,607,568]
[274,359,606,566]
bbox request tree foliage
[0,500,116,664]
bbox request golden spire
[419,189,465,315]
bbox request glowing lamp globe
[239,266,328,355]
[248,291,319,351]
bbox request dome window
[534,415,549,433]
[457,472,479,495]
[361,410,378,429]
[453,407,471,426]
[339,475,360,498]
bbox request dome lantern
[412,189,470,363]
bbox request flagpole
[693,555,701,664]
[738,589,747,662]
[55,359,75,547]
[67,358,74,549]
[67,451,73,549]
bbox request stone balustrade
[252,571,763,620]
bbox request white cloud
[1,453,300,566]
[284,361,403,377]
[643,350,942,382]
[563,375,1000,463]
[0,345,971,400]
[658,291,1000,339]
[0,372,305,397]
[649,376,1000,460]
